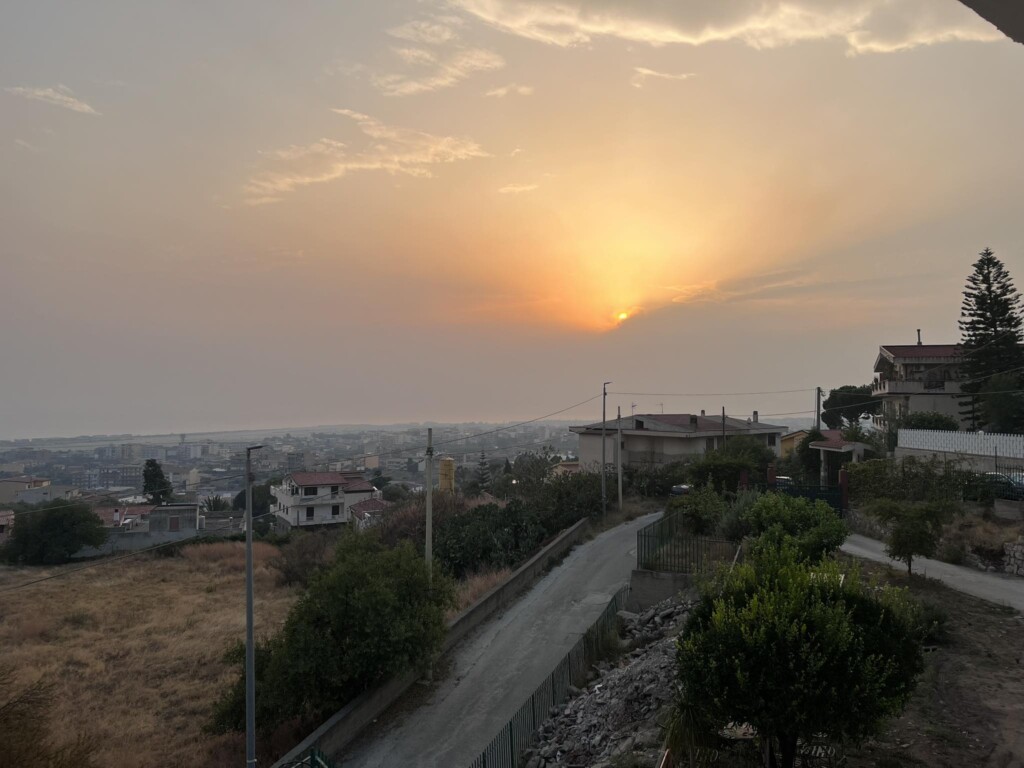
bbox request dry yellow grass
[449,568,513,619]
[0,541,297,768]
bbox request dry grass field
[0,541,297,768]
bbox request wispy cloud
[388,17,463,45]
[630,67,694,88]
[244,110,489,205]
[485,82,534,97]
[5,85,99,114]
[498,183,539,194]
[446,0,1003,54]
[14,139,42,153]
[374,46,505,96]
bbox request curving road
[842,533,1024,611]
[340,512,660,768]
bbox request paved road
[341,512,660,768]
[842,533,1024,612]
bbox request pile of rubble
[523,594,697,768]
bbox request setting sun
[618,312,629,321]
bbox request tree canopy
[143,459,173,504]
[959,248,1024,431]
[899,411,961,432]
[211,530,453,733]
[676,546,924,768]
[1,502,106,564]
[821,385,880,430]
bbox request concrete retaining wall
[626,569,694,611]
[271,517,591,768]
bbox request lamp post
[244,445,263,768]
[602,381,612,516]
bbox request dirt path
[842,559,1024,768]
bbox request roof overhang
[958,1,1024,45]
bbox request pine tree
[959,248,1024,431]
[476,451,492,490]
[143,459,174,504]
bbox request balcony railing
[872,378,955,395]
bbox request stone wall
[1004,538,1024,576]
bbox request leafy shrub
[667,486,726,535]
[717,490,760,541]
[936,539,966,565]
[434,501,545,579]
[211,530,454,733]
[847,457,972,505]
[272,531,335,587]
[742,493,847,562]
[865,499,957,575]
[677,546,924,768]
[1,502,106,565]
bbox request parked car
[669,483,691,496]
[967,472,1024,501]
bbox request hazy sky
[2,1,1023,439]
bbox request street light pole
[245,444,263,768]
[602,381,612,516]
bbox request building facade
[270,471,377,530]
[570,413,787,469]
[872,344,966,430]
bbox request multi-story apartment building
[872,343,966,430]
[270,471,377,530]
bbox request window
[705,437,715,452]
[305,507,314,520]
[332,504,340,516]
[303,486,318,496]
[331,485,339,495]
[767,434,777,447]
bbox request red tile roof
[289,471,367,488]
[879,344,960,359]
[349,498,391,520]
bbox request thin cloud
[446,0,1003,54]
[498,183,539,194]
[485,83,534,97]
[374,46,505,96]
[14,139,42,153]
[243,110,488,205]
[389,17,463,45]
[5,85,99,114]
[630,67,694,88]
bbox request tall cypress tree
[476,451,492,490]
[958,248,1024,431]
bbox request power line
[609,388,813,398]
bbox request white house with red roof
[872,342,967,430]
[570,412,787,469]
[270,471,377,530]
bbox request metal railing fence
[466,585,630,768]
[636,514,736,573]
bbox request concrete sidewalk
[841,533,1024,612]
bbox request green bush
[210,530,453,733]
[434,500,545,579]
[667,486,727,535]
[865,499,956,575]
[742,493,847,562]
[1,502,106,565]
[676,545,924,768]
[847,457,971,505]
[717,490,760,541]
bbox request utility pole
[815,387,823,432]
[721,406,727,446]
[425,428,433,583]
[616,406,623,511]
[244,444,263,768]
[601,381,611,516]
